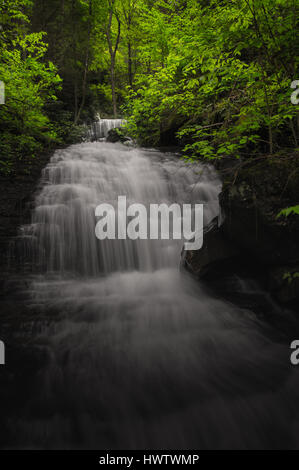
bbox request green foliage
[0,0,298,173]
[0,0,62,173]
[277,205,299,217]
[283,271,299,284]
[124,0,299,157]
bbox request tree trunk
[74,51,89,125]
[106,7,121,118]
[74,0,92,125]
[111,58,117,118]
[128,41,133,87]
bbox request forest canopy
[0,0,298,172]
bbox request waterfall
[89,118,125,140]
[7,133,299,450]
[22,142,220,275]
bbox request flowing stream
[89,118,125,140]
[2,127,299,449]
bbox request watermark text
[95,196,204,250]
[0,340,5,365]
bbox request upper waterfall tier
[89,119,126,140]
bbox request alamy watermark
[99,453,200,466]
[0,81,5,105]
[0,340,5,365]
[95,196,204,250]
[290,340,299,365]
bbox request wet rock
[0,150,53,269]
[106,127,131,143]
[181,217,240,279]
[182,155,299,306]
[220,183,299,267]
[268,266,299,304]
[219,155,299,305]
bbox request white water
[24,142,219,274]
[89,118,125,140]
[13,138,299,449]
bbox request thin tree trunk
[74,51,89,124]
[106,5,121,118]
[128,41,133,87]
[111,58,117,118]
[74,80,78,120]
[74,0,92,124]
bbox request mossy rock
[106,127,130,143]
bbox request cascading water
[89,118,125,140]
[24,142,219,275]
[5,133,299,449]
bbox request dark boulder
[106,127,131,143]
[181,217,240,279]
[219,157,299,305]
[220,181,299,268]
[181,154,299,306]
